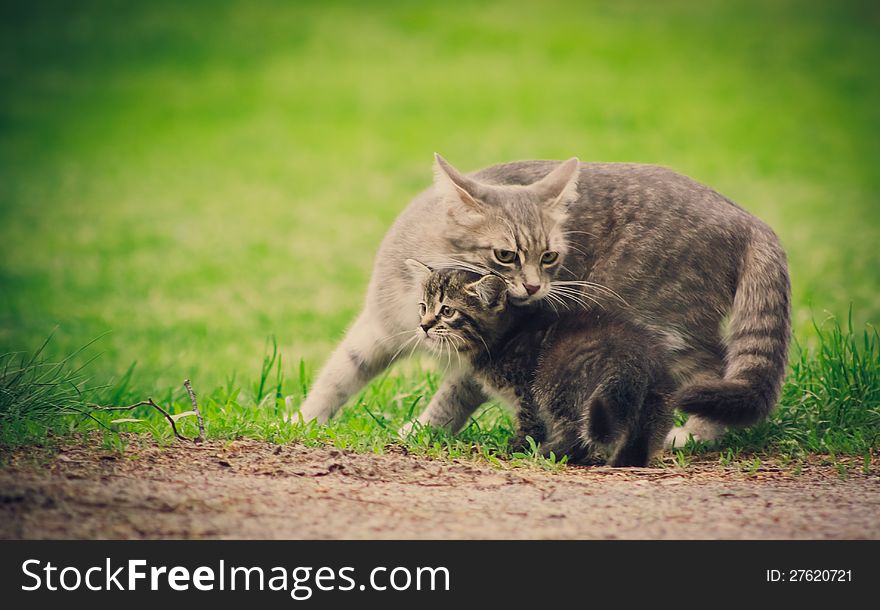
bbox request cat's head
[406,259,510,357]
[429,154,580,305]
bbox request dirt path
[1,437,878,539]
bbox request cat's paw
[285,396,329,425]
[664,426,694,449]
[398,421,416,437]
[282,396,300,424]
[665,415,726,449]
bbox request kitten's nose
[523,283,540,296]
[420,323,431,333]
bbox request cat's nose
[420,323,431,333]
[523,283,540,296]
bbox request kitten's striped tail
[674,227,791,426]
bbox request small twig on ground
[87,379,206,443]
[183,378,205,443]
[86,398,189,442]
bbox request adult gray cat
[294,155,790,446]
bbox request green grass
[3,312,878,471]
[1,1,879,464]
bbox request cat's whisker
[564,245,593,262]
[545,291,571,312]
[559,264,577,278]
[549,292,585,312]
[552,284,603,304]
[552,285,606,303]
[424,255,493,277]
[567,293,604,311]
[552,280,627,305]
[550,286,603,311]
[427,254,514,284]
[550,280,623,300]
[561,229,598,239]
[499,217,518,243]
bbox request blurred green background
[1,0,878,393]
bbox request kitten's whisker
[389,333,419,363]
[440,336,452,376]
[408,335,423,360]
[474,333,493,363]
[447,332,464,370]
[377,329,418,347]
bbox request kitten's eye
[419,302,427,316]
[440,305,455,318]
[541,251,559,265]
[494,249,517,264]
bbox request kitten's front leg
[509,398,547,453]
[402,372,487,434]
[295,311,400,423]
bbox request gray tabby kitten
[295,155,790,446]
[409,263,674,466]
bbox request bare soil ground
[1,436,878,539]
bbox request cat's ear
[465,274,507,308]
[433,153,487,210]
[404,258,433,283]
[528,157,580,210]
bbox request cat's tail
[674,226,791,426]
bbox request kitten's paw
[507,434,531,454]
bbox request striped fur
[295,156,792,446]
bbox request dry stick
[183,378,205,443]
[86,399,189,442]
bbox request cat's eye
[494,249,517,264]
[440,305,455,318]
[419,302,427,316]
[541,251,559,265]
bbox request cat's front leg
[294,311,401,423]
[401,372,487,434]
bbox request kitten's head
[429,154,580,305]
[405,259,510,357]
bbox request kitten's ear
[433,153,487,209]
[528,157,580,210]
[404,258,433,283]
[465,275,507,308]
